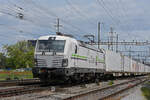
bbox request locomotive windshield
[37,40,66,52]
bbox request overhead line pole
[54,18,63,34]
[98,22,100,49]
[110,27,114,51]
[116,34,119,52]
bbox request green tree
[3,41,34,69]
[0,52,6,68]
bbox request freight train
[32,34,150,82]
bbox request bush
[141,83,150,99]
[14,77,19,80]
[6,77,11,80]
[108,80,114,85]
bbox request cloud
[0,12,3,16]
[0,0,150,48]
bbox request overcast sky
[0,0,150,48]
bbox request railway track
[0,78,41,87]
[0,76,149,99]
[0,84,49,98]
[0,78,41,86]
[34,76,149,100]
[63,76,148,100]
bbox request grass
[108,80,114,85]
[0,71,33,80]
[141,82,150,100]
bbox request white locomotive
[32,33,150,82]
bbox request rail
[0,84,47,97]
[63,77,149,100]
[0,76,149,99]
[0,78,40,86]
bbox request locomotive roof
[38,35,103,53]
[39,35,73,40]
[38,35,77,43]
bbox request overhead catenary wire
[20,0,90,39]
[0,26,55,46]
[65,0,96,25]
[0,11,55,33]
[0,24,52,37]
[0,6,56,39]
[3,0,56,28]
[113,0,132,30]
[0,0,120,43]
[117,0,136,34]
[110,0,140,42]
[0,0,147,48]
[2,0,95,41]
[1,1,79,38]
[100,0,124,38]
[96,0,122,29]
[96,0,139,44]
[0,5,56,33]
[64,0,99,39]
[6,0,24,10]
[3,10,84,41]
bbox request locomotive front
[32,35,69,81]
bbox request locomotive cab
[32,35,77,80]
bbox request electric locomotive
[32,33,105,82]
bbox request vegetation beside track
[0,41,34,80]
[141,81,150,100]
[0,71,33,80]
[0,41,34,69]
[108,80,114,85]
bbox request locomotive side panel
[76,46,89,69]
[70,44,105,73]
[67,42,78,68]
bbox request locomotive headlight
[62,59,68,67]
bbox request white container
[105,50,122,72]
[123,56,132,72]
[140,63,145,73]
[131,59,140,72]
[145,65,150,73]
